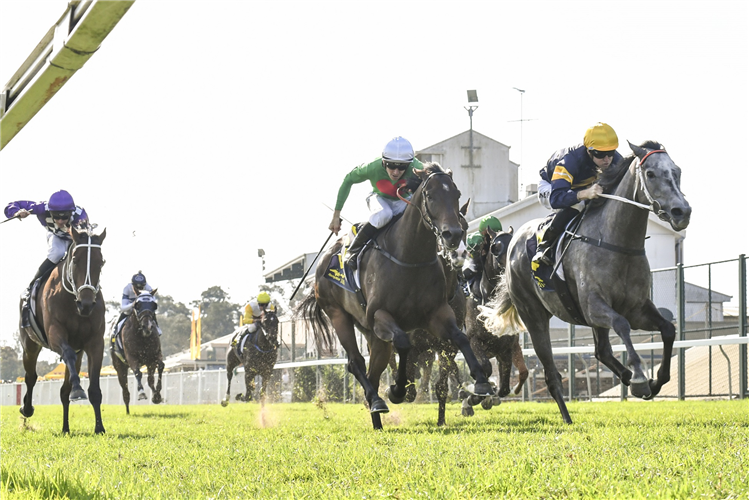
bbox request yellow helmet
[257,292,271,304]
[583,122,618,151]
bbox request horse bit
[62,225,102,301]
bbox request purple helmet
[47,190,76,211]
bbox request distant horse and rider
[111,289,165,414]
[483,140,691,423]
[222,306,280,406]
[299,162,493,430]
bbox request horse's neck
[594,160,649,246]
[383,195,437,262]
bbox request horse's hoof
[386,385,406,405]
[19,406,34,418]
[461,405,475,417]
[473,382,494,397]
[480,398,494,410]
[70,389,87,402]
[642,379,659,400]
[630,378,652,399]
[404,385,417,403]
[369,399,390,414]
[152,394,162,405]
[498,387,511,398]
[220,399,229,407]
[137,391,147,401]
[95,426,106,435]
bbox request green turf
[1,399,747,499]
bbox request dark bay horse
[299,163,492,430]
[222,309,279,406]
[484,141,691,423]
[112,289,165,414]
[462,227,528,416]
[18,225,107,434]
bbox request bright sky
[1,0,747,347]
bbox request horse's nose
[441,227,464,249]
[670,204,692,230]
[76,301,93,317]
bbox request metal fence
[2,256,746,407]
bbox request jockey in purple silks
[4,189,88,297]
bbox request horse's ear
[508,225,514,234]
[99,228,107,243]
[413,168,426,179]
[628,140,647,159]
[445,168,453,178]
[151,288,158,297]
[487,226,497,239]
[460,198,471,216]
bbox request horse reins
[597,149,670,221]
[62,233,102,301]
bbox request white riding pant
[537,180,584,212]
[46,233,71,264]
[366,193,407,229]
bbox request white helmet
[382,137,414,163]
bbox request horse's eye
[646,171,656,179]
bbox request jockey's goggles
[384,161,409,171]
[589,149,616,159]
[51,211,72,220]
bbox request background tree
[191,286,240,343]
[157,294,192,357]
[0,345,22,382]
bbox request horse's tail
[295,291,335,352]
[478,274,525,336]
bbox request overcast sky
[1,0,747,347]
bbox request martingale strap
[371,240,438,268]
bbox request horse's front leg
[588,299,649,398]
[632,300,676,399]
[19,335,42,419]
[243,364,255,402]
[60,354,84,434]
[372,310,410,404]
[428,304,492,396]
[132,366,146,401]
[85,338,105,434]
[510,334,529,395]
[592,327,632,384]
[434,349,455,426]
[152,360,164,404]
[328,309,388,428]
[52,335,87,402]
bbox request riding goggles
[51,212,72,220]
[384,161,410,171]
[589,149,616,159]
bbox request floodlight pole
[465,90,479,169]
[513,87,525,198]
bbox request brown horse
[221,308,279,406]
[299,162,491,430]
[111,289,165,414]
[18,225,107,434]
[462,227,528,416]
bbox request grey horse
[483,140,691,423]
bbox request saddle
[110,329,127,364]
[526,213,588,325]
[21,278,49,348]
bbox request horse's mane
[405,161,446,192]
[597,140,665,194]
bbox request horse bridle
[62,232,102,301]
[133,295,158,336]
[598,149,670,221]
[397,171,463,268]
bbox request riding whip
[289,229,337,302]
[0,214,21,225]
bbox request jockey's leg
[532,206,579,265]
[344,223,377,271]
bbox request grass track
[1,400,747,499]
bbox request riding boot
[24,259,57,299]
[345,223,377,271]
[533,206,582,266]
